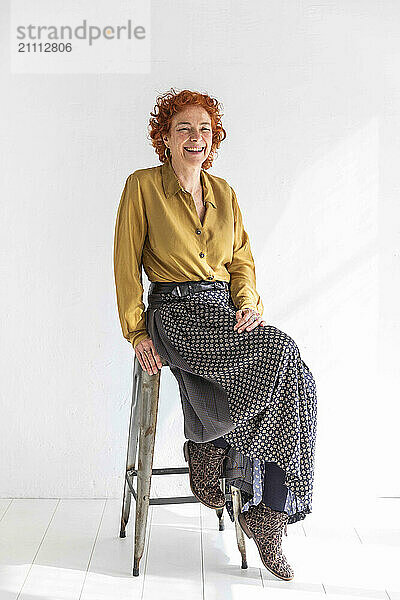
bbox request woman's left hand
[233,308,267,333]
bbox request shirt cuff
[129,331,150,350]
[236,300,260,313]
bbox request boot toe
[240,502,295,581]
[184,440,227,509]
[270,553,294,580]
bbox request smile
[184,147,205,153]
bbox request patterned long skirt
[145,282,318,526]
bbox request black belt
[147,279,229,308]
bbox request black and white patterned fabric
[145,284,317,525]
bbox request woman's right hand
[135,338,164,375]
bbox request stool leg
[133,367,161,576]
[120,357,142,538]
[231,485,248,569]
[215,477,225,531]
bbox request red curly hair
[148,88,227,170]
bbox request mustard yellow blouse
[113,155,264,349]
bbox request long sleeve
[226,185,264,315]
[113,173,150,349]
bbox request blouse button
[195,229,201,235]
[199,252,205,258]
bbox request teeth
[185,147,204,152]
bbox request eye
[178,127,211,132]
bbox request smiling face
[163,105,213,168]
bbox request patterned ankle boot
[183,440,228,509]
[238,501,294,580]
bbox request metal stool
[119,354,248,576]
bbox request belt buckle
[171,282,194,298]
[171,285,182,297]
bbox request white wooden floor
[0,496,399,600]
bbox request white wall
[1,1,399,518]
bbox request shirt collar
[161,155,217,208]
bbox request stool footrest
[126,470,232,505]
[149,495,203,505]
[129,486,211,505]
[127,467,189,476]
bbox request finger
[143,352,157,374]
[234,320,246,331]
[245,317,263,331]
[237,312,260,333]
[147,352,160,374]
[233,311,245,329]
[234,310,253,330]
[237,319,255,332]
[135,352,146,372]
[140,353,151,373]
[141,352,155,374]
[136,351,152,373]
[235,315,251,332]
[152,349,163,369]
[148,342,163,369]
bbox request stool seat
[119,355,248,576]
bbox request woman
[113,88,318,581]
